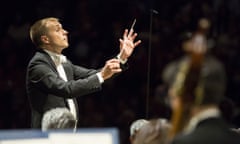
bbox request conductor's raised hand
[119,29,141,61]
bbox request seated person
[130,118,171,144]
[41,107,77,131]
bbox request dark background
[0,0,240,144]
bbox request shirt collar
[184,107,220,134]
[44,49,67,65]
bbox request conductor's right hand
[101,59,122,80]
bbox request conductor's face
[43,20,69,53]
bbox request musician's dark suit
[26,49,126,128]
[171,117,240,144]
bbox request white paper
[49,133,113,144]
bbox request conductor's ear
[41,35,49,44]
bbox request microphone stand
[146,9,158,118]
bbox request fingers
[119,38,123,49]
[119,28,141,59]
[107,58,121,63]
[129,33,138,41]
[119,38,125,46]
[128,30,138,41]
[121,30,141,48]
[127,28,134,38]
[134,40,142,47]
[123,29,138,41]
[106,59,122,70]
[101,59,122,80]
[123,29,128,40]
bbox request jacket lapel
[38,49,59,74]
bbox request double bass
[168,18,210,140]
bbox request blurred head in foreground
[130,118,171,144]
[41,107,76,131]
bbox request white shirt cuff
[96,72,104,83]
[117,54,127,64]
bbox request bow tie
[52,54,67,65]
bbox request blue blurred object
[0,128,119,144]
